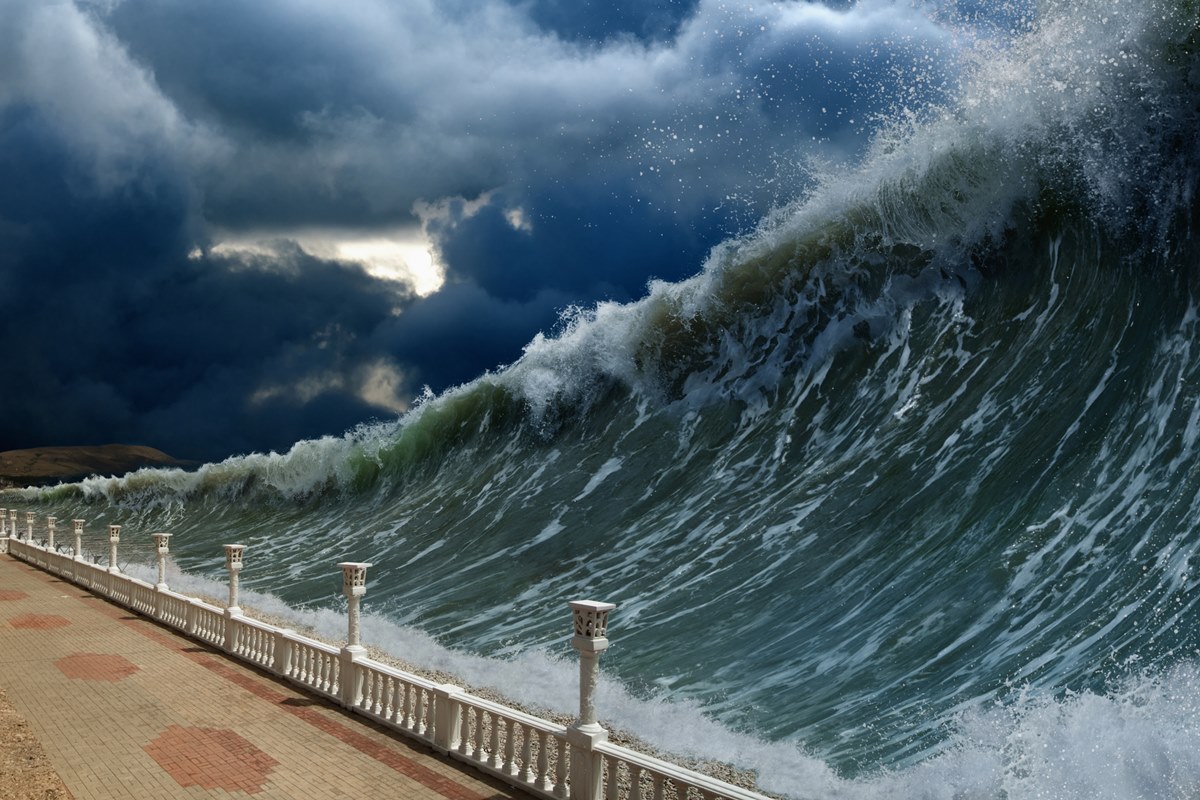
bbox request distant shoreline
[0,444,196,488]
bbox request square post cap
[73,519,85,531]
[224,544,246,570]
[338,562,373,596]
[108,524,121,542]
[569,600,616,640]
[152,532,172,552]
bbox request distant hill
[0,445,195,487]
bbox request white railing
[232,615,277,669]
[2,528,771,800]
[158,589,191,629]
[128,578,157,617]
[188,599,226,647]
[286,636,341,700]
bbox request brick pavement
[0,555,532,799]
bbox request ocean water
[12,1,1200,797]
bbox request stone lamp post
[569,600,615,730]
[338,561,372,707]
[108,524,121,573]
[9,510,16,540]
[338,562,372,647]
[73,520,85,559]
[152,533,172,589]
[566,599,616,800]
[47,517,56,550]
[25,512,35,543]
[224,545,246,611]
[221,544,247,653]
[0,508,7,537]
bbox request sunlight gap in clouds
[323,238,444,295]
[193,232,446,297]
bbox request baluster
[487,712,503,769]
[358,670,371,710]
[605,756,620,800]
[413,687,426,734]
[520,724,536,783]
[652,773,666,800]
[503,716,517,775]
[458,705,473,756]
[473,707,486,761]
[390,680,402,724]
[357,669,370,709]
[372,673,384,713]
[385,678,398,722]
[536,729,553,792]
[553,735,568,798]
[630,764,644,800]
[400,683,413,728]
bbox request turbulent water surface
[12,2,1200,797]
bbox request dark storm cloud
[510,0,701,43]
[0,0,973,461]
[0,99,406,458]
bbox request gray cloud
[0,0,977,460]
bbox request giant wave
[17,0,1200,796]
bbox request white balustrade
[129,578,156,616]
[3,533,769,800]
[159,590,190,629]
[189,599,226,646]
[232,617,276,669]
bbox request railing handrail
[282,629,340,656]
[595,740,769,800]
[452,691,569,735]
[354,657,439,692]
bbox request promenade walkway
[0,554,530,799]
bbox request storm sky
[0,0,1009,461]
